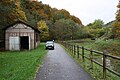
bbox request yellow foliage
[37,20,49,41]
[114,21,120,27]
[1,0,12,4]
[15,0,21,9]
[37,20,48,32]
[113,1,120,38]
[13,8,27,21]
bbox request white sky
[39,0,118,25]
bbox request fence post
[82,46,84,62]
[66,42,67,48]
[65,42,66,48]
[71,44,72,52]
[67,43,69,49]
[69,44,71,51]
[69,44,70,51]
[77,45,79,58]
[90,49,93,68]
[103,51,107,80]
[74,45,76,58]
[72,45,74,54]
[66,43,68,49]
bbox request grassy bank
[73,39,120,56]
[0,43,47,80]
[62,39,120,80]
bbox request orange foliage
[71,15,82,25]
[113,1,120,38]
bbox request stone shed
[3,21,41,50]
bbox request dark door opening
[20,36,29,50]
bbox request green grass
[94,39,120,56]
[74,39,120,56]
[0,43,48,80]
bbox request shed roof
[3,21,41,33]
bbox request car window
[46,41,53,44]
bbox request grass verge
[0,43,47,80]
[60,40,120,80]
[73,39,120,56]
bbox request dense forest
[0,0,120,42]
[0,0,83,41]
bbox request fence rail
[59,41,120,80]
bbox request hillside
[0,0,83,41]
[104,20,115,27]
[98,20,115,39]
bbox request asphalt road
[35,43,94,80]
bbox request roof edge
[2,20,41,33]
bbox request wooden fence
[60,41,120,80]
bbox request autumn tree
[37,20,49,41]
[46,20,55,40]
[0,0,83,41]
[52,9,71,22]
[0,0,27,24]
[113,1,120,38]
[9,0,27,21]
[71,15,82,25]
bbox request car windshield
[46,41,53,44]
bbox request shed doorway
[20,36,29,50]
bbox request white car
[46,41,54,50]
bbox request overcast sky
[39,0,118,25]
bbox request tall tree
[91,19,104,29]
[113,1,120,38]
[71,15,82,25]
[85,19,105,38]
[0,0,83,41]
[37,20,49,41]
[54,19,80,40]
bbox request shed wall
[5,23,35,50]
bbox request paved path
[35,43,94,80]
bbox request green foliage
[73,39,120,56]
[100,21,115,39]
[91,19,104,29]
[54,19,81,40]
[0,43,47,80]
[85,19,105,38]
[78,28,92,38]
[94,39,120,56]
[45,20,56,40]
